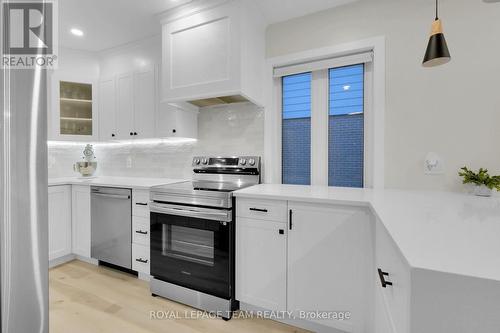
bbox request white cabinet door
[72,185,91,258]
[162,1,240,102]
[156,103,198,139]
[98,77,117,140]
[236,217,287,311]
[116,73,135,140]
[134,69,156,139]
[287,202,372,333]
[375,219,411,333]
[49,73,99,141]
[48,186,72,261]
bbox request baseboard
[138,272,151,281]
[239,302,347,333]
[75,255,98,266]
[49,254,76,268]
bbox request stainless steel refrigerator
[0,36,49,333]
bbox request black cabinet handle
[135,258,148,264]
[111,133,115,137]
[289,209,293,230]
[134,132,138,136]
[249,207,268,213]
[172,129,176,134]
[135,202,148,206]
[278,229,284,235]
[129,132,133,136]
[378,268,393,288]
[135,230,148,235]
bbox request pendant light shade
[422,1,451,67]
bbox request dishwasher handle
[92,193,130,200]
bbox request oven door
[150,203,233,299]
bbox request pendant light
[422,0,451,67]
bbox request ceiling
[59,0,357,52]
[253,0,357,24]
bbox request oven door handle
[150,203,232,222]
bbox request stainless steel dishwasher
[91,186,132,269]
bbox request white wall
[266,0,500,191]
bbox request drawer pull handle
[278,229,284,235]
[378,268,393,288]
[249,207,268,213]
[136,258,148,264]
[135,202,148,206]
[135,230,148,235]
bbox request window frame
[264,37,385,188]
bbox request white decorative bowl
[74,162,97,177]
[473,185,493,197]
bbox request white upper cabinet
[98,77,117,140]
[156,103,198,139]
[134,70,156,139]
[116,73,135,139]
[99,68,157,141]
[161,0,266,106]
[49,73,99,141]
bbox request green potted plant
[458,167,500,197]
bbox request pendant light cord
[435,0,439,20]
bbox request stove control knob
[248,158,256,166]
[201,158,208,165]
[194,158,200,165]
[239,158,247,165]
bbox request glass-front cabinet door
[49,74,98,141]
[59,81,93,136]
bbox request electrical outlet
[126,156,132,168]
[424,152,444,175]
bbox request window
[279,53,371,188]
[282,72,311,185]
[328,64,364,187]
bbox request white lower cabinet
[71,185,92,258]
[236,217,287,311]
[132,189,150,275]
[132,243,150,275]
[287,202,373,332]
[48,185,72,261]
[375,219,410,333]
[236,198,373,332]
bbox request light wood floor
[50,260,309,333]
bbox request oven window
[162,225,215,266]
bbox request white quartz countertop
[234,184,500,282]
[48,176,185,190]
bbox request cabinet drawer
[236,198,287,222]
[132,217,150,246]
[132,243,150,275]
[133,190,150,217]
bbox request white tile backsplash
[48,103,264,179]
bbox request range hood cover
[187,95,250,107]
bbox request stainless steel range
[149,156,260,320]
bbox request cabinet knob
[278,229,284,235]
[172,129,176,134]
[129,132,133,136]
[378,268,393,288]
[111,133,115,137]
[134,132,138,136]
